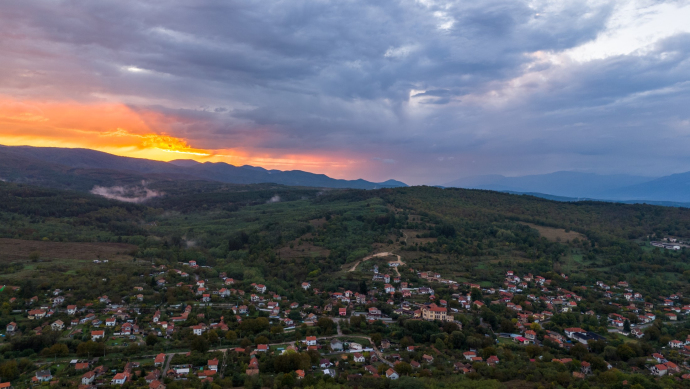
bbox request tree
[370,333,382,345]
[449,331,465,349]
[317,317,335,334]
[207,330,219,344]
[623,320,631,333]
[394,361,412,376]
[525,344,542,358]
[0,360,18,381]
[77,341,105,357]
[43,343,69,357]
[225,330,238,342]
[570,343,588,359]
[288,310,302,321]
[470,288,482,302]
[191,336,209,353]
[146,333,158,346]
[255,335,269,345]
[616,343,636,361]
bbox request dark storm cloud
[1,0,689,183]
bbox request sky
[1,0,690,185]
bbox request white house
[112,372,128,385]
[386,368,399,379]
[91,330,105,341]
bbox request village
[2,249,690,388]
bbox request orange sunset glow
[0,97,360,175]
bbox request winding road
[348,252,405,276]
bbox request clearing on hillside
[520,222,587,242]
[0,238,137,262]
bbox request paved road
[162,332,391,376]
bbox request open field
[0,238,137,262]
[519,222,587,242]
[277,232,331,259]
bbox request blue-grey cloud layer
[1,0,689,184]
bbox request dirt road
[348,252,405,276]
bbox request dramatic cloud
[1,0,689,184]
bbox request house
[463,351,476,360]
[149,380,166,389]
[306,336,317,346]
[91,330,105,341]
[353,353,365,363]
[487,356,499,366]
[154,353,166,366]
[302,282,311,290]
[421,304,453,322]
[51,320,64,331]
[665,361,680,373]
[669,340,683,348]
[330,339,343,351]
[192,325,206,336]
[6,322,17,333]
[105,318,117,327]
[385,368,399,380]
[75,362,90,370]
[514,336,530,345]
[651,364,668,376]
[208,359,219,371]
[35,370,52,382]
[257,344,269,352]
[368,307,381,316]
[67,305,77,315]
[581,361,592,374]
[422,354,434,363]
[339,307,347,316]
[82,371,96,385]
[319,359,333,368]
[296,370,305,379]
[348,342,363,351]
[27,309,46,319]
[112,372,129,385]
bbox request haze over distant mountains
[445,171,690,204]
[5,144,690,205]
[0,145,406,191]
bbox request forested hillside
[2,181,690,388]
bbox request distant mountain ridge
[0,145,407,191]
[445,170,690,203]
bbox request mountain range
[5,144,690,205]
[0,145,407,191]
[444,171,690,204]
